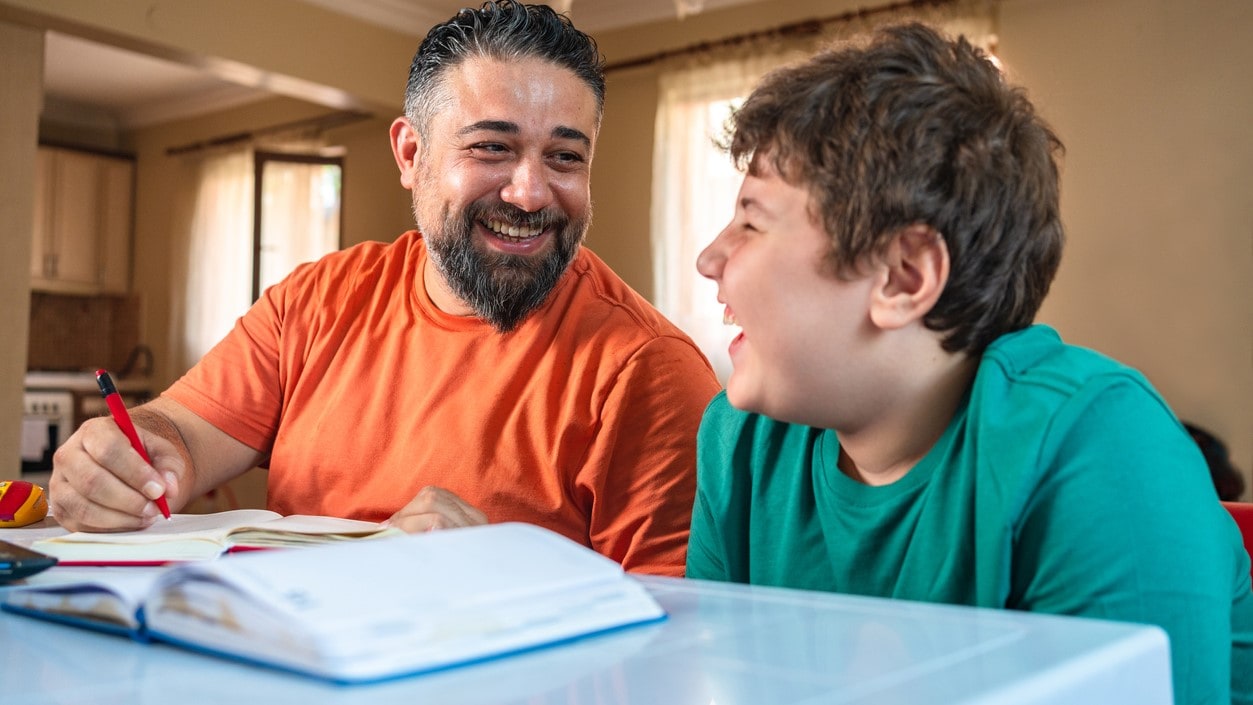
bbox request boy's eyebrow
[740,195,772,219]
[458,121,591,149]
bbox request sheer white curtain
[257,160,341,293]
[651,50,804,383]
[169,147,254,375]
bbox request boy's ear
[389,117,422,190]
[868,224,949,331]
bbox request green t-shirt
[688,325,1252,704]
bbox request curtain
[257,159,341,294]
[168,147,254,376]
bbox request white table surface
[0,572,1171,705]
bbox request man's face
[403,55,598,331]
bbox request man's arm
[49,396,264,532]
[584,336,720,576]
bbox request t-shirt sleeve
[686,392,736,581]
[163,277,290,453]
[1009,378,1248,705]
[579,336,720,577]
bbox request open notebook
[30,509,403,563]
[3,523,666,684]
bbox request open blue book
[1,523,666,684]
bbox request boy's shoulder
[978,324,1150,399]
[968,325,1176,463]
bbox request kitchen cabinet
[30,145,135,295]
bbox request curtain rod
[604,0,956,74]
[165,110,372,157]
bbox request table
[0,574,1171,705]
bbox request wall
[0,23,41,476]
[998,0,1252,493]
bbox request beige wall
[0,23,41,475]
[1000,0,1252,492]
[1,0,1248,494]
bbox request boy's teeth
[723,309,737,325]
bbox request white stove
[21,389,75,473]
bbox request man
[50,1,720,576]
[686,22,1252,702]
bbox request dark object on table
[0,540,58,583]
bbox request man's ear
[868,224,949,331]
[389,117,422,190]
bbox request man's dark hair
[404,0,605,135]
[727,22,1064,354]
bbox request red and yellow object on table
[0,480,48,528]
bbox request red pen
[95,369,171,520]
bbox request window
[171,147,343,374]
[253,152,343,301]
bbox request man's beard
[421,199,587,332]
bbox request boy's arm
[1010,380,1246,705]
[685,392,737,581]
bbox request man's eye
[550,151,585,165]
[470,143,509,155]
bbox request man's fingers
[387,486,488,533]
[48,417,167,532]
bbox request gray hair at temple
[403,0,606,137]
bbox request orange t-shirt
[165,231,720,575]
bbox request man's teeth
[487,219,541,241]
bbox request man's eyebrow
[458,120,519,136]
[552,126,591,148]
[456,120,590,148]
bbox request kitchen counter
[24,371,153,395]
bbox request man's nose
[500,157,554,213]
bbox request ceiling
[42,0,762,130]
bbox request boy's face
[696,160,882,427]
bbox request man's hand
[386,486,488,533]
[48,415,187,533]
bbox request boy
[687,22,1251,704]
